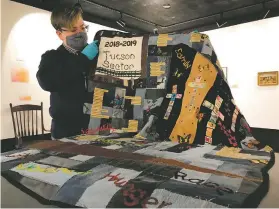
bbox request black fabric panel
[105,159,154,172]
[55,152,78,158]
[155,44,197,141]
[239,149,271,156]
[161,143,200,153]
[242,169,270,208]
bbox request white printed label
[96,36,143,80]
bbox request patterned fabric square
[1,149,41,163]
[10,162,78,186]
[70,154,95,162]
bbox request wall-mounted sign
[258,71,278,86]
[96,36,143,80]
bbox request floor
[258,153,279,208]
[1,154,279,208]
[0,177,56,208]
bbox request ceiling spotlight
[163,4,171,9]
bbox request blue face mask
[66,31,88,51]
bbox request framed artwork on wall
[258,71,278,86]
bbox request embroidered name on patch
[174,170,234,195]
[175,48,192,70]
[104,172,172,208]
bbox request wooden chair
[9,102,50,147]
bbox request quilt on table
[1,140,274,208]
[81,30,271,151]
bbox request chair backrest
[9,102,45,139]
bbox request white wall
[1,0,119,139]
[204,17,279,130]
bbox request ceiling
[11,0,279,33]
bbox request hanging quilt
[78,30,270,152]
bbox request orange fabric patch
[169,53,217,143]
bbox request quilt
[81,30,271,151]
[1,140,275,208]
[1,31,275,208]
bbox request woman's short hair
[51,3,83,31]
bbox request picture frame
[258,71,278,86]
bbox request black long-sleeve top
[37,45,92,139]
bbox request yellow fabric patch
[150,62,165,76]
[75,135,101,140]
[91,88,109,119]
[250,160,260,164]
[190,33,202,42]
[16,163,91,175]
[122,120,138,132]
[263,145,273,152]
[124,96,142,105]
[216,147,270,162]
[157,34,173,47]
[169,52,217,143]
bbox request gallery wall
[204,16,279,130]
[0,0,118,139]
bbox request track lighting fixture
[116,13,126,27]
[216,13,227,28]
[262,2,270,19]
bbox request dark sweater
[36,45,92,139]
